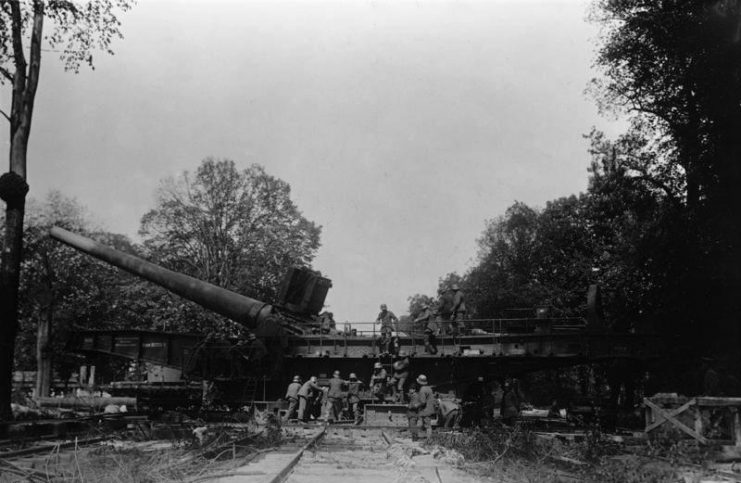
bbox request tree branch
[0,108,9,122]
[0,66,12,82]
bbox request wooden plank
[696,397,741,407]
[644,399,707,444]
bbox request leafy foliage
[139,158,322,335]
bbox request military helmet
[374,362,383,369]
[333,370,340,377]
[451,284,460,291]
[416,374,428,385]
[293,375,301,383]
[349,373,357,380]
[380,304,387,310]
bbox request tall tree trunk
[0,187,27,420]
[0,0,43,420]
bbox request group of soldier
[282,370,524,440]
[283,370,365,424]
[375,284,466,355]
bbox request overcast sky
[2,0,623,323]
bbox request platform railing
[299,316,588,357]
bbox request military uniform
[284,378,301,420]
[391,356,410,402]
[327,372,346,421]
[416,375,435,440]
[298,378,321,422]
[450,287,466,336]
[347,375,363,424]
[371,365,388,403]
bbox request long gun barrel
[49,226,279,336]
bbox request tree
[15,192,149,396]
[466,202,547,317]
[0,0,132,419]
[591,0,741,361]
[139,158,322,335]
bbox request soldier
[390,351,410,403]
[501,379,522,426]
[228,339,250,378]
[327,370,346,422]
[319,311,336,335]
[298,376,321,422]
[246,333,268,366]
[347,373,364,425]
[416,374,436,440]
[463,376,487,427]
[437,397,462,429]
[450,285,466,336]
[284,375,302,421]
[407,382,422,440]
[414,304,438,354]
[375,304,398,354]
[370,361,388,403]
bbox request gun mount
[49,226,309,338]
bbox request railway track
[211,426,492,483]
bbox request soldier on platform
[319,311,337,335]
[284,375,302,421]
[371,361,388,403]
[347,373,364,425]
[298,376,321,422]
[327,370,346,422]
[375,304,398,355]
[414,304,438,354]
[450,285,466,336]
[390,351,410,403]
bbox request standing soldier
[327,370,346,422]
[407,382,422,440]
[501,379,522,426]
[391,351,410,403]
[284,375,302,421]
[416,374,436,440]
[371,361,388,403]
[298,376,321,422]
[347,373,364,425]
[450,285,466,336]
[414,304,438,354]
[375,304,398,354]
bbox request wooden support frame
[644,398,708,444]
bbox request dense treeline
[410,0,741,373]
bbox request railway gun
[49,227,660,405]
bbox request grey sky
[2,0,622,323]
